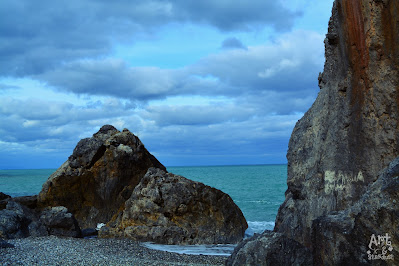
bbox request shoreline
[0,236,228,265]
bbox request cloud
[0,96,136,144]
[195,30,324,93]
[0,0,301,77]
[174,0,301,31]
[138,113,302,166]
[0,0,329,168]
[0,97,73,121]
[0,94,296,167]
[0,83,20,93]
[221,37,247,50]
[142,103,254,126]
[38,59,190,101]
[37,30,324,115]
[19,28,323,166]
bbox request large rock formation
[37,125,247,245]
[276,0,399,247]
[38,125,166,228]
[99,168,248,245]
[228,0,399,265]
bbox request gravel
[0,236,228,265]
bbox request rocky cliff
[276,0,399,247]
[228,0,399,265]
[38,125,166,228]
[312,157,399,264]
[228,157,399,265]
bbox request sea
[0,164,287,256]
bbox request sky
[0,0,334,169]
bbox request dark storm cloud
[0,1,111,76]
[38,59,186,101]
[139,114,300,165]
[0,0,300,77]
[221,37,247,50]
[174,0,300,31]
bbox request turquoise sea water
[0,169,54,197]
[0,165,287,227]
[168,165,287,234]
[0,165,287,254]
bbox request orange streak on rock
[342,0,369,112]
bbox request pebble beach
[0,236,228,265]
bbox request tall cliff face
[275,0,399,247]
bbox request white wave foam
[96,223,106,230]
[141,243,236,256]
[141,221,275,256]
[245,221,275,237]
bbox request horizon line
[0,163,288,171]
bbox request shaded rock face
[100,168,248,245]
[0,201,32,239]
[38,125,166,228]
[226,231,312,266]
[312,157,399,265]
[0,192,11,201]
[40,206,81,238]
[0,200,80,239]
[0,193,12,210]
[276,0,399,247]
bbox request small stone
[40,206,81,238]
[0,239,15,248]
[81,228,98,238]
